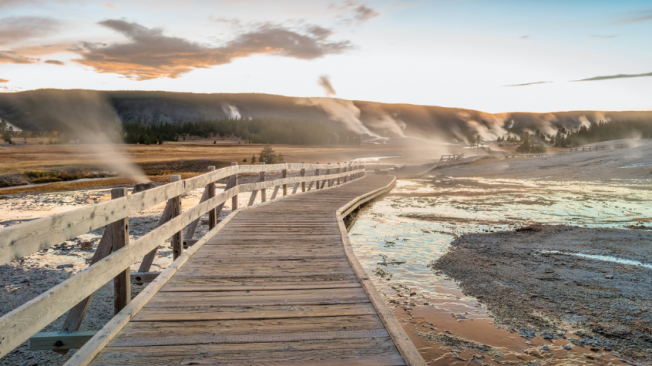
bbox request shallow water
[349,176,652,364]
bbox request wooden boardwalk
[87,175,423,365]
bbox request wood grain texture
[111,188,130,315]
[80,175,422,366]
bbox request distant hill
[0,89,650,142]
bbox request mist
[14,90,149,183]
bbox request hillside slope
[0,89,650,141]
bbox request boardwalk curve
[84,175,423,365]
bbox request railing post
[343,163,348,183]
[170,175,183,260]
[111,187,130,315]
[301,162,306,192]
[282,161,288,196]
[315,163,320,190]
[207,166,217,230]
[326,163,331,188]
[259,162,266,202]
[231,162,238,211]
[336,164,341,185]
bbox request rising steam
[318,75,336,97]
[16,90,149,183]
[222,103,241,119]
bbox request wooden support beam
[282,162,288,196]
[230,162,238,211]
[61,222,113,334]
[259,162,266,202]
[111,188,130,315]
[271,186,280,199]
[30,331,96,351]
[183,188,208,241]
[206,166,217,230]
[301,163,306,192]
[247,189,258,206]
[170,175,183,261]
[130,272,161,285]
[183,239,198,248]
[139,175,177,273]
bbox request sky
[0,0,651,113]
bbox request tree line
[122,118,362,145]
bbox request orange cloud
[73,20,352,81]
[0,50,37,64]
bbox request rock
[541,346,549,351]
[563,345,572,350]
[56,264,74,269]
[79,241,93,250]
[605,274,614,279]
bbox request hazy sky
[1,0,650,112]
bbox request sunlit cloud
[573,72,652,82]
[332,1,380,25]
[504,81,552,87]
[0,78,8,83]
[44,59,64,65]
[73,19,353,80]
[0,16,61,45]
[0,50,38,64]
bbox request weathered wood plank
[30,331,97,351]
[111,188,130,315]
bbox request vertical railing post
[301,162,306,192]
[111,187,130,315]
[315,163,320,190]
[324,163,331,188]
[170,175,183,260]
[282,161,288,196]
[207,166,217,230]
[336,164,341,185]
[259,162,266,202]
[231,162,238,211]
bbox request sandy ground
[432,225,652,364]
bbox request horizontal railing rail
[0,161,365,359]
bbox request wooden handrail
[0,162,365,359]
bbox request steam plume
[318,75,336,97]
[16,90,148,183]
[222,103,241,119]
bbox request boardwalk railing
[439,153,464,162]
[0,161,365,359]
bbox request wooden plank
[206,166,217,230]
[111,187,130,315]
[130,272,160,284]
[169,175,183,260]
[259,162,266,202]
[230,162,238,211]
[282,164,288,196]
[109,329,389,347]
[115,315,383,338]
[30,331,97,351]
[92,338,404,366]
[183,186,209,240]
[137,199,173,273]
[133,303,378,322]
[62,224,113,332]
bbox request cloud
[612,10,652,24]
[0,78,8,83]
[504,81,552,87]
[0,16,61,45]
[520,35,530,39]
[73,19,352,80]
[0,50,38,64]
[334,1,380,25]
[588,34,618,39]
[318,75,336,96]
[573,72,652,82]
[352,4,380,24]
[44,59,64,65]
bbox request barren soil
[433,225,652,363]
